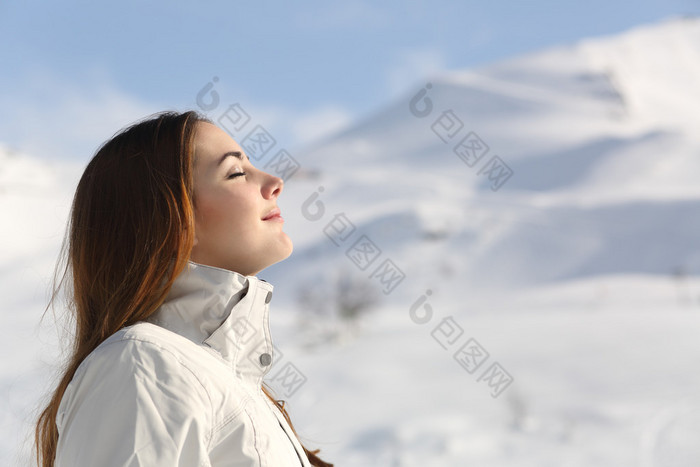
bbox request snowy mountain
[3,16,700,467]
[263,15,700,302]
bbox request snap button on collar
[259,353,272,366]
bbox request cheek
[196,190,256,237]
[195,191,228,236]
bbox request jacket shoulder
[55,323,217,466]
[88,322,215,386]
[59,322,216,413]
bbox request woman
[35,111,333,466]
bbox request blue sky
[1,0,698,161]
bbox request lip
[262,207,283,222]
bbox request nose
[262,172,284,199]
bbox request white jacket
[55,261,313,466]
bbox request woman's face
[189,122,293,276]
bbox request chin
[273,241,294,265]
[254,241,293,274]
[283,237,294,257]
[278,233,293,259]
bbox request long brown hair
[35,110,332,467]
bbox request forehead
[194,122,245,164]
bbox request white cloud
[0,65,355,168]
[384,47,447,98]
[228,101,354,152]
[0,66,162,162]
[290,105,353,146]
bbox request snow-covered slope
[3,16,700,467]
[264,15,700,303]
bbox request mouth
[262,207,283,222]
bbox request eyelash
[227,171,246,180]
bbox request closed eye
[227,172,246,180]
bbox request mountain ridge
[263,16,700,299]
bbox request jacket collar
[146,261,276,386]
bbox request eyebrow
[217,151,248,166]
